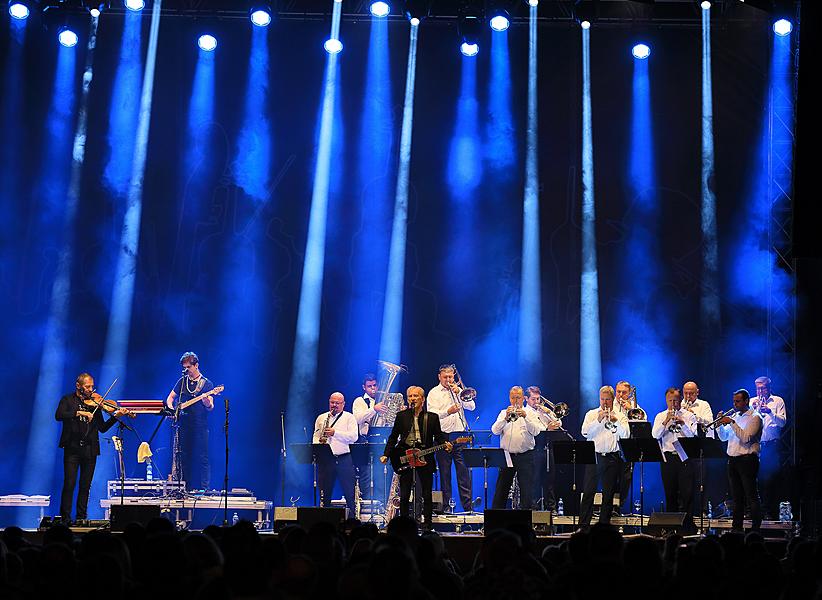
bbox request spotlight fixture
[370,1,390,17]
[573,0,598,29]
[83,1,109,17]
[700,1,711,8]
[58,26,79,47]
[460,42,478,57]
[249,5,272,27]
[124,0,144,11]
[8,1,31,19]
[458,1,483,55]
[403,0,430,23]
[580,20,590,29]
[487,3,510,32]
[527,0,537,6]
[772,18,792,36]
[324,38,343,54]
[632,43,650,59]
[198,34,217,51]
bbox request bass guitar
[390,436,470,472]
[171,385,225,419]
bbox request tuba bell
[374,360,408,427]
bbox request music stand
[367,427,392,508]
[678,437,727,534]
[618,438,663,531]
[349,443,371,520]
[552,440,595,529]
[290,443,334,506]
[462,448,508,510]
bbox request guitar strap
[422,412,429,447]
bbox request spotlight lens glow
[410,17,420,26]
[9,2,29,19]
[700,1,710,9]
[632,43,651,59]
[198,34,217,51]
[58,27,78,47]
[580,20,590,30]
[124,0,144,11]
[460,42,478,57]
[773,19,792,36]
[250,9,271,26]
[90,8,101,17]
[528,0,538,6]
[489,15,509,31]
[324,38,343,54]
[370,1,390,17]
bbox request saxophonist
[426,364,475,513]
[380,386,452,530]
[313,392,359,517]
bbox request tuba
[374,360,408,427]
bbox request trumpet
[603,407,619,432]
[707,408,735,430]
[667,410,683,434]
[534,395,569,420]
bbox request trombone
[448,365,476,430]
[535,395,569,420]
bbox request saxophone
[319,412,332,443]
[384,473,401,522]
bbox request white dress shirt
[352,393,379,435]
[755,395,787,443]
[716,409,762,456]
[581,408,629,453]
[312,411,359,456]
[684,398,715,438]
[491,408,542,454]
[426,384,476,433]
[524,404,563,431]
[651,409,697,457]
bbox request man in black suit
[56,373,129,523]
[381,386,452,529]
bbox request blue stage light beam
[8,2,29,19]
[379,20,419,363]
[518,3,541,383]
[94,0,163,513]
[104,9,143,196]
[446,56,480,200]
[324,0,343,54]
[285,1,344,494]
[234,27,270,201]
[485,21,514,173]
[579,23,602,410]
[19,18,93,519]
[700,4,720,337]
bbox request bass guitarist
[381,386,452,530]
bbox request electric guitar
[170,385,225,419]
[391,436,470,472]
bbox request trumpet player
[491,386,542,509]
[681,381,715,437]
[427,364,476,513]
[715,389,763,532]
[525,386,562,512]
[753,376,787,519]
[312,392,359,517]
[579,386,629,527]
[652,388,698,531]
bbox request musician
[165,352,215,490]
[682,381,714,437]
[313,392,359,516]
[614,380,638,514]
[579,385,629,527]
[426,364,475,513]
[491,386,542,509]
[651,387,698,531]
[56,373,129,523]
[715,388,763,532]
[380,386,452,529]
[524,386,562,511]
[753,376,787,518]
[352,373,385,499]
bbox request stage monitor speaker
[110,504,161,532]
[646,512,687,537]
[432,491,444,513]
[297,507,346,530]
[484,509,532,533]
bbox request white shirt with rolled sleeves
[581,408,629,453]
[524,404,562,431]
[352,394,378,436]
[426,384,476,434]
[684,398,715,438]
[716,409,762,456]
[757,395,787,443]
[652,409,697,458]
[312,411,359,456]
[491,408,543,454]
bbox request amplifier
[107,479,186,498]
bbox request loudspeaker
[432,491,444,513]
[297,507,346,530]
[110,504,161,532]
[483,509,532,533]
[646,512,687,536]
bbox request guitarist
[165,352,215,490]
[380,386,452,530]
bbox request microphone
[181,368,187,375]
[303,427,308,441]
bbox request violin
[83,393,136,418]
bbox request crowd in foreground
[0,517,820,600]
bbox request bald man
[313,392,359,516]
[682,381,714,437]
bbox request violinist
[56,372,130,524]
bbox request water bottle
[557,498,564,516]
[232,512,239,525]
[779,501,793,522]
[633,500,641,516]
[448,498,456,514]
[146,462,153,481]
[707,500,713,519]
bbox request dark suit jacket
[383,409,448,473]
[55,393,118,455]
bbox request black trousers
[436,444,473,512]
[399,467,434,526]
[660,453,695,525]
[759,440,783,518]
[319,452,356,517]
[177,420,210,490]
[618,460,633,511]
[728,454,762,531]
[579,452,622,526]
[532,445,557,510]
[60,446,98,521]
[492,450,535,509]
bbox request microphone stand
[223,396,230,527]
[281,411,287,507]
